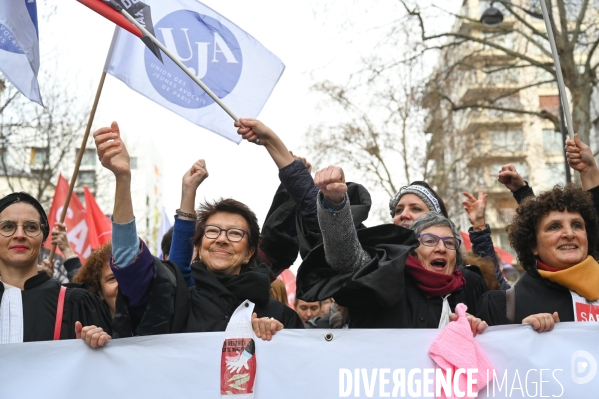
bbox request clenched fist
[314,165,347,204]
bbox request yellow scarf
[538,256,599,301]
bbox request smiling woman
[477,185,599,332]
[0,193,111,343]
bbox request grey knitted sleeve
[317,190,372,272]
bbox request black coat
[0,273,112,341]
[296,224,488,328]
[113,259,303,337]
[477,268,576,325]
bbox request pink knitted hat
[428,303,495,399]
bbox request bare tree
[400,0,599,145]
[0,74,88,207]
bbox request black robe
[113,259,303,337]
[296,224,489,328]
[0,272,112,342]
[476,268,576,325]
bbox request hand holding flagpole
[119,9,240,123]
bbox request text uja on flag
[0,0,43,105]
[103,0,285,143]
[77,0,162,61]
[46,175,93,260]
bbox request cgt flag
[46,175,92,261]
[103,0,284,143]
[0,0,43,105]
[84,186,112,249]
[77,0,162,62]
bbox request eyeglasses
[0,220,45,238]
[202,225,249,242]
[419,233,460,250]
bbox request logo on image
[571,350,597,385]
[144,10,243,109]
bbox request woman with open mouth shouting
[296,165,488,336]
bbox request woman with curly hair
[73,243,117,318]
[477,184,599,332]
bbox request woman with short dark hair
[477,184,599,332]
[89,123,302,346]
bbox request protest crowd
[2,0,599,397]
[2,118,598,345]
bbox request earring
[243,259,248,265]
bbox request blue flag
[0,0,43,105]
[103,0,284,143]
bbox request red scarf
[536,260,562,272]
[405,255,466,297]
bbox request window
[545,163,564,188]
[0,148,7,166]
[487,96,522,117]
[30,147,48,166]
[482,66,519,84]
[76,170,96,190]
[489,129,524,152]
[130,157,138,170]
[76,148,97,167]
[539,95,560,115]
[543,129,563,155]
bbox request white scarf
[0,284,24,344]
[570,291,599,322]
[438,294,452,329]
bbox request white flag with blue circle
[0,0,43,105]
[104,0,285,143]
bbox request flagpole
[48,71,107,262]
[119,9,240,122]
[539,0,574,139]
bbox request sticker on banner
[144,10,243,109]
[571,350,597,385]
[221,337,256,395]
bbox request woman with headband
[0,192,112,343]
[296,166,489,334]
[390,182,510,290]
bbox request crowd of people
[1,118,598,351]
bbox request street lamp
[480,1,543,26]
[480,0,572,184]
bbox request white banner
[0,323,598,398]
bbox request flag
[0,0,43,105]
[77,0,162,61]
[278,269,296,308]
[46,175,92,260]
[103,0,285,143]
[84,186,112,249]
[460,231,514,265]
[155,207,172,259]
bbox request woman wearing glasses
[89,123,302,345]
[0,192,112,343]
[296,166,488,334]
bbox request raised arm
[314,165,370,272]
[94,122,154,308]
[462,190,510,290]
[565,133,599,191]
[235,118,319,232]
[497,164,535,204]
[170,159,209,286]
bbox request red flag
[278,269,296,308]
[46,175,93,260]
[84,186,112,249]
[77,0,162,61]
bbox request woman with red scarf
[477,185,599,332]
[296,166,488,335]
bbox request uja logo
[571,350,597,385]
[144,10,242,109]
